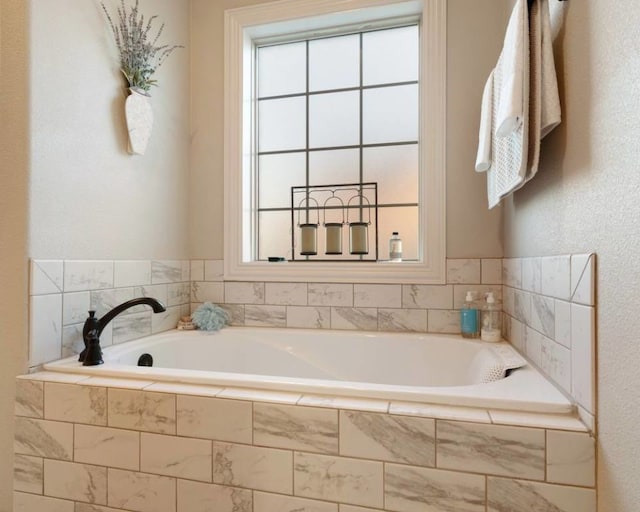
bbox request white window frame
[224,0,446,284]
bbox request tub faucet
[79,297,166,366]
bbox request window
[225,0,446,283]
[256,26,420,262]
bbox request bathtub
[43,327,573,413]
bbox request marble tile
[488,410,587,432]
[294,452,383,508]
[541,255,571,301]
[377,308,427,332]
[151,306,181,333]
[44,383,107,425]
[168,282,191,306]
[190,260,204,282]
[75,505,130,512]
[245,305,287,327]
[114,261,151,288]
[385,464,485,512]
[525,326,544,367]
[177,480,252,512]
[15,417,73,460]
[204,260,224,282]
[502,258,522,288]
[509,317,525,353]
[14,454,43,494]
[254,403,338,454]
[481,259,503,285]
[530,294,555,338]
[446,259,481,284]
[64,261,114,292]
[191,281,224,303]
[389,402,491,423]
[31,260,64,295]
[144,382,224,397]
[298,395,389,413]
[287,306,331,329]
[108,468,176,512]
[571,254,595,306]
[340,411,435,466]
[308,283,353,307]
[427,310,460,334]
[221,304,245,326]
[44,459,107,505]
[254,492,337,512]
[91,288,137,318]
[217,387,301,404]
[339,507,382,512]
[108,389,176,434]
[513,289,530,325]
[78,377,153,390]
[554,300,571,348]
[547,430,595,487]
[541,338,571,392]
[454,285,502,309]
[571,304,595,413]
[213,442,293,494]
[112,311,152,344]
[74,425,140,470]
[15,379,44,418]
[177,395,252,443]
[141,433,212,482]
[151,260,184,284]
[436,421,545,480]
[502,286,515,317]
[266,282,308,305]
[522,257,542,294]
[30,293,63,366]
[134,284,168,306]
[61,324,87,360]
[354,284,401,308]
[501,314,511,342]
[331,307,378,331]
[19,371,88,384]
[402,284,453,309]
[487,477,596,512]
[14,492,74,512]
[63,292,90,326]
[225,281,265,304]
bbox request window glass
[258,153,306,209]
[309,34,360,91]
[258,96,306,152]
[363,25,419,85]
[309,91,360,148]
[363,84,419,144]
[258,42,306,97]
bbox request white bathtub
[43,327,573,413]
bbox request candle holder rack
[290,183,378,262]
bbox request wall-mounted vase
[125,87,153,155]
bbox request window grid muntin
[255,25,419,261]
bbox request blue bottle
[460,291,479,338]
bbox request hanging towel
[475,71,494,172]
[485,0,530,208]
[539,0,561,139]
[495,0,527,137]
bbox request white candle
[349,222,369,255]
[325,223,343,255]
[300,224,317,255]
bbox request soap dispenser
[460,291,479,338]
[481,292,501,342]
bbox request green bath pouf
[191,302,230,331]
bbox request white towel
[495,0,527,137]
[539,0,561,139]
[475,71,494,172]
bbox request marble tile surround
[14,374,597,512]
[501,254,597,428]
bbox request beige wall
[28,0,191,260]
[502,1,640,510]
[190,0,507,260]
[0,1,29,509]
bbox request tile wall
[29,258,503,369]
[29,260,192,368]
[501,255,596,430]
[14,372,597,512]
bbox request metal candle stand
[291,183,378,262]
